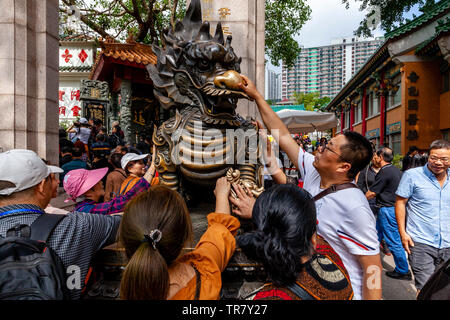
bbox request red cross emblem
[62,49,73,63]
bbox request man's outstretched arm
[239,75,300,170]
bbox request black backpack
[0,214,69,300]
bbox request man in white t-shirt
[235,75,382,300]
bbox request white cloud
[295,0,383,47]
[267,0,384,71]
[266,0,423,72]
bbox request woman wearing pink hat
[63,149,156,215]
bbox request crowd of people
[0,76,448,301]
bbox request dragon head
[147,0,251,117]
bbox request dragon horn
[214,21,224,45]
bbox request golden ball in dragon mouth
[214,70,245,90]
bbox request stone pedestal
[0,0,59,165]
[187,0,265,121]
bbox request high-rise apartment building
[266,69,281,102]
[281,37,384,100]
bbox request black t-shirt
[370,164,402,207]
[357,165,379,214]
[357,165,377,193]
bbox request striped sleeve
[338,205,380,256]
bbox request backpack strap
[30,214,66,242]
[286,282,315,300]
[313,183,359,202]
[5,224,31,238]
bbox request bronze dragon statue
[147,0,264,203]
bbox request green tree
[342,0,438,38]
[60,0,187,45]
[291,92,331,111]
[60,0,312,68]
[265,0,311,68]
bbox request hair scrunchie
[143,229,162,250]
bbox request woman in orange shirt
[118,177,239,300]
[118,149,159,196]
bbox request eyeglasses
[429,155,449,164]
[319,140,345,161]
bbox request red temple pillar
[340,109,344,134]
[380,75,386,146]
[350,104,355,132]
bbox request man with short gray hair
[395,140,450,294]
[0,149,121,299]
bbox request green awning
[270,105,306,112]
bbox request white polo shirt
[297,148,380,300]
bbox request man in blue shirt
[395,140,450,294]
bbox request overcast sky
[266,0,422,72]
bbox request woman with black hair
[104,153,127,201]
[237,184,353,300]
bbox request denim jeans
[378,206,410,274]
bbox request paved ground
[381,252,417,300]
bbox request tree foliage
[291,92,331,111]
[342,0,438,38]
[60,0,312,68]
[265,0,311,68]
[59,0,187,45]
[59,1,440,71]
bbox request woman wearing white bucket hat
[118,148,159,197]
